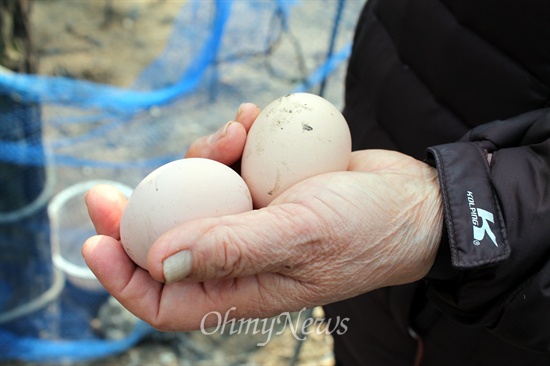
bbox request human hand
[83,104,443,331]
[84,102,261,241]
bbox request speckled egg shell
[241,93,352,208]
[120,158,253,269]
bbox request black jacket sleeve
[424,108,550,353]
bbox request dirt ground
[32,0,182,87]
[1,0,356,364]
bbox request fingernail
[235,103,245,120]
[163,250,192,283]
[207,121,232,143]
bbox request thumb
[146,203,320,283]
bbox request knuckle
[194,224,247,280]
[219,239,244,277]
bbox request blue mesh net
[0,0,362,362]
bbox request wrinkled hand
[83,103,443,331]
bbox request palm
[84,149,442,331]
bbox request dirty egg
[120,158,252,269]
[241,93,352,208]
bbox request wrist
[414,165,445,279]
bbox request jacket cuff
[425,142,510,272]
[424,224,461,281]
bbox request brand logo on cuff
[466,191,498,247]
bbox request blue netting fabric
[0,0,355,169]
[0,0,361,362]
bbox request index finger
[233,102,261,132]
[184,103,261,165]
[85,184,127,239]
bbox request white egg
[120,158,252,269]
[241,93,352,208]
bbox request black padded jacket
[323,1,550,365]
